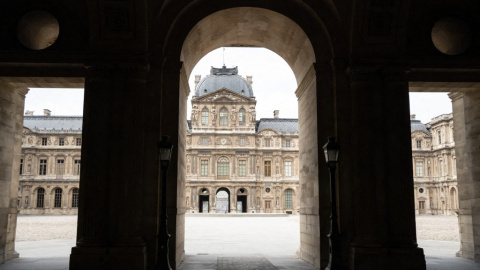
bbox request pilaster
[70,63,149,270]
[0,81,28,263]
[348,66,425,270]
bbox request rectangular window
[76,138,82,146]
[438,131,442,144]
[416,161,423,177]
[202,137,208,146]
[239,160,246,176]
[56,159,65,175]
[240,138,246,146]
[285,161,292,177]
[41,137,48,146]
[54,189,62,208]
[285,189,293,209]
[419,201,425,209]
[72,189,79,208]
[74,160,81,175]
[59,137,65,146]
[285,140,291,148]
[416,140,421,149]
[39,159,47,175]
[264,161,271,177]
[265,139,271,147]
[201,110,209,125]
[201,160,208,176]
[20,158,23,175]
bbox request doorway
[215,189,230,213]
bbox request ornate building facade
[185,66,300,214]
[411,113,458,216]
[17,110,82,214]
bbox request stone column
[348,67,425,270]
[70,64,149,269]
[0,81,27,263]
[230,186,236,213]
[450,91,480,262]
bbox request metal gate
[216,190,229,213]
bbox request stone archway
[158,6,338,268]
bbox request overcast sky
[24,47,452,124]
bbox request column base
[349,246,426,270]
[70,245,147,270]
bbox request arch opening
[173,6,333,269]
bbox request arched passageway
[164,7,336,268]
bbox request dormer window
[416,140,422,149]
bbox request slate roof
[411,119,430,134]
[23,116,83,133]
[256,118,298,133]
[194,66,254,98]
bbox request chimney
[25,110,34,116]
[246,75,253,85]
[43,109,51,116]
[410,114,416,120]
[273,110,279,118]
[194,75,201,89]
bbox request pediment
[195,88,253,103]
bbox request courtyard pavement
[0,215,479,270]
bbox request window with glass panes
[285,161,292,176]
[36,188,45,208]
[416,161,423,177]
[59,137,65,146]
[264,161,271,176]
[201,108,209,125]
[239,108,246,126]
[202,137,208,146]
[265,139,271,147]
[72,188,79,208]
[54,188,62,208]
[74,160,81,175]
[39,159,47,175]
[41,137,48,145]
[285,189,293,209]
[217,157,229,178]
[220,108,228,126]
[20,158,23,175]
[238,160,246,176]
[416,140,422,149]
[201,160,208,176]
[56,159,65,175]
[76,138,82,146]
[285,140,291,148]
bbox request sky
[24,47,452,124]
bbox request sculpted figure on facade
[211,106,217,125]
[231,105,236,123]
[249,106,256,123]
[191,105,199,125]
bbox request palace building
[411,113,458,216]
[185,66,300,214]
[18,110,82,215]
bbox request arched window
[201,108,209,125]
[238,108,246,126]
[220,107,228,126]
[72,188,79,208]
[36,188,45,208]
[285,189,293,209]
[217,157,230,179]
[54,188,62,208]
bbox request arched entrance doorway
[215,188,230,213]
[159,5,337,268]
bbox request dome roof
[194,66,254,98]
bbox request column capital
[448,92,464,101]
